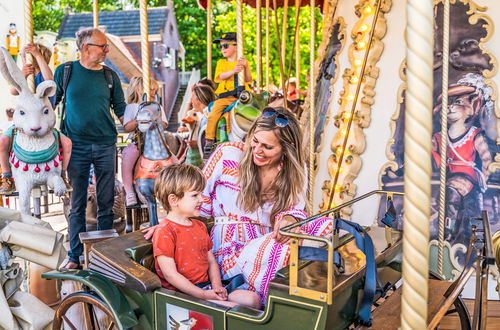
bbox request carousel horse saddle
[134,156,176,180]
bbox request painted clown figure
[432,73,493,242]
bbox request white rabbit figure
[0,47,66,214]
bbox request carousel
[0,0,499,329]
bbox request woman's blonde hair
[127,76,160,104]
[237,107,305,225]
[155,164,206,212]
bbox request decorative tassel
[59,147,63,153]
[14,160,19,168]
[10,156,14,164]
[23,164,28,171]
[44,163,50,171]
[34,164,41,173]
[53,160,59,167]
[58,154,63,161]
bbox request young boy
[205,32,252,158]
[152,164,261,309]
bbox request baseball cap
[213,32,236,44]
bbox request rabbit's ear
[0,47,29,94]
[154,93,161,104]
[35,80,56,100]
[141,93,148,103]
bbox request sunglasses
[218,43,235,50]
[87,43,110,51]
[262,109,289,127]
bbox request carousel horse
[0,47,67,215]
[133,96,182,226]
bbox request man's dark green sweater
[54,61,126,145]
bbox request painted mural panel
[378,0,499,274]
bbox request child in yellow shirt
[205,32,252,158]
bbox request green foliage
[32,0,322,90]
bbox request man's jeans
[67,143,116,263]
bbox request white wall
[314,0,499,226]
[0,2,24,121]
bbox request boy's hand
[238,57,248,67]
[202,289,225,301]
[213,286,228,300]
[22,63,35,77]
[234,65,244,74]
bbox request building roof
[58,7,169,39]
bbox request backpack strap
[102,65,114,106]
[61,61,73,94]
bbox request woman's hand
[142,225,159,240]
[272,215,300,245]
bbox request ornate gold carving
[320,0,392,213]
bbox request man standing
[54,28,126,269]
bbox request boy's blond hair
[154,164,206,212]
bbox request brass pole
[437,0,450,277]
[281,0,289,75]
[265,0,270,90]
[139,0,150,101]
[272,0,286,101]
[207,0,212,80]
[295,0,300,88]
[93,0,98,28]
[401,0,433,328]
[24,0,35,93]
[236,0,244,86]
[308,0,315,212]
[256,0,262,90]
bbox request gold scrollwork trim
[321,0,392,214]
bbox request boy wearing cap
[205,32,252,158]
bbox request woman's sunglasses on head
[262,109,289,128]
[218,43,235,50]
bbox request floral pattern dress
[201,142,332,301]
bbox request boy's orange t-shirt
[153,218,213,290]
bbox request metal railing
[279,190,404,304]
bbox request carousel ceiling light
[354,59,363,66]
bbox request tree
[32,0,321,90]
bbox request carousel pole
[256,0,262,90]
[308,0,315,212]
[295,0,300,88]
[265,0,270,90]
[401,0,433,328]
[437,0,450,277]
[281,0,289,80]
[93,0,99,28]
[272,0,286,102]
[236,0,244,87]
[207,0,212,80]
[139,0,150,101]
[24,0,35,93]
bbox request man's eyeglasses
[262,109,289,127]
[87,43,110,51]
[218,43,235,50]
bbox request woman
[148,107,331,301]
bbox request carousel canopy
[197,0,324,10]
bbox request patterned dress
[201,142,332,301]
